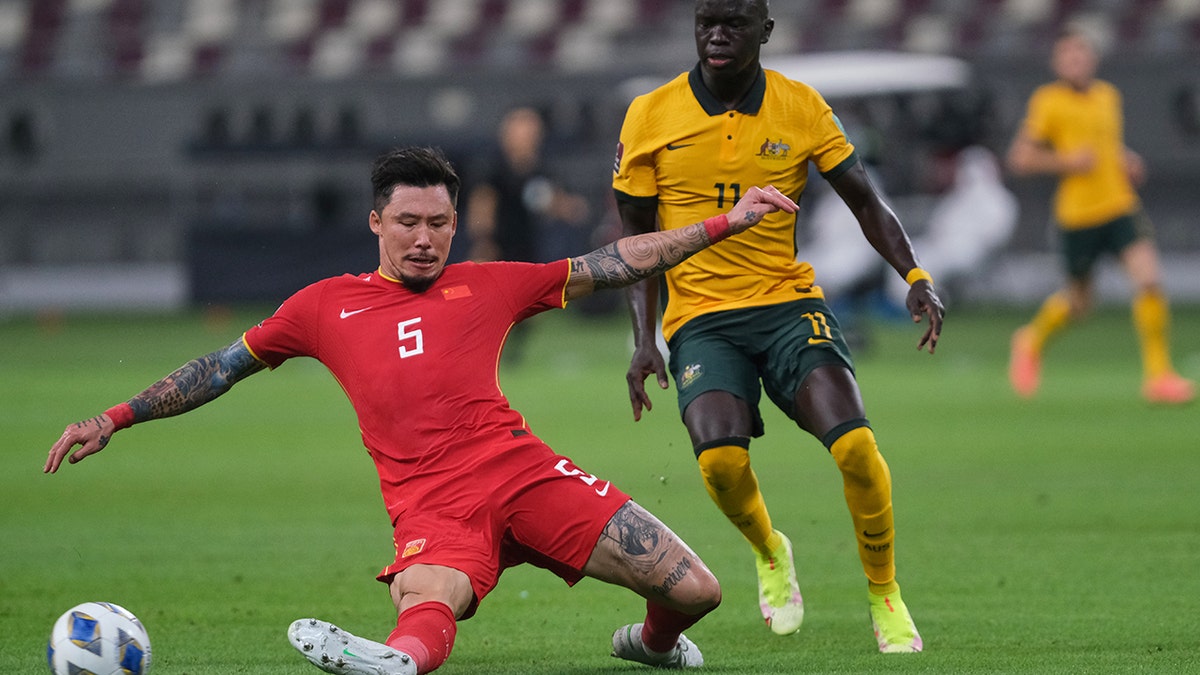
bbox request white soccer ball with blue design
[47,601,152,675]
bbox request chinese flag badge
[442,285,472,300]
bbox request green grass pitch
[3,300,1198,673]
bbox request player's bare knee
[652,552,722,615]
[389,564,473,616]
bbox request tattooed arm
[44,338,266,473]
[563,185,797,301]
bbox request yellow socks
[696,442,777,554]
[697,428,902,586]
[830,426,895,586]
[1025,291,1072,353]
[1132,289,1173,379]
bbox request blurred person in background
[1006,28,1194,405]
[612,0,942,653]
[466,106,591,362]
[45,146,802,673]
[466,106,590,263]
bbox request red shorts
[376,432,629,619]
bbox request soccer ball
[47,602,152,675]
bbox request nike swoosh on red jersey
[339,307,373,319]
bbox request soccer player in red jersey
[45,146,798,674]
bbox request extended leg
[1123,239,1194,404]
[289,564,472,675]
[685,391,803,635]
[794,365,921,653]
[584,501,720,669]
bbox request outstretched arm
[565,185,797,301]
[829,162,944,353]
[44,338,266,473]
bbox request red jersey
[242,260,570,524]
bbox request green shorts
[667,298,855,438]
[1061,212,1152,280]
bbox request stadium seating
[0,0,1196,83]
[2,0,1198,311]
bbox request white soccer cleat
[288,618,416,675]
[611,623,703,669]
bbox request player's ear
[762,19,774,44]
[369,210,383,235]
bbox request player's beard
[400,271,438,293]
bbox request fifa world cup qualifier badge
[679,363,704,390]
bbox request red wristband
[104,403,135,431]
[703,214,731,243]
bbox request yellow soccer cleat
[754,530,804,635]
[869,590,923,654]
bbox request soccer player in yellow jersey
[612,0,943,654]
[1007,29,1194,405]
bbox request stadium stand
[0,1,1198,311]
[1,0,1196,83]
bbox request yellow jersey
[1021,79,1139,229]
[613,65,857,340]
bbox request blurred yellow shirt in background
[1022,79,1139,229]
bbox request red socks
[640,600,715,654]
[384,599,713,670]
[386,602,457,674]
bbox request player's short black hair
[371,146,461,212]
[695,0,769,18]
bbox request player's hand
[44,414,114,473]
[906,280,944,354]
[1123,149,1147,186]
[626,342,670,421]
[726,185,798,233]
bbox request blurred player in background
[612,0,942,653]
[1007,28,1194,405]
[45,146,801,673]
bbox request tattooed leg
[583,501,720,615]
